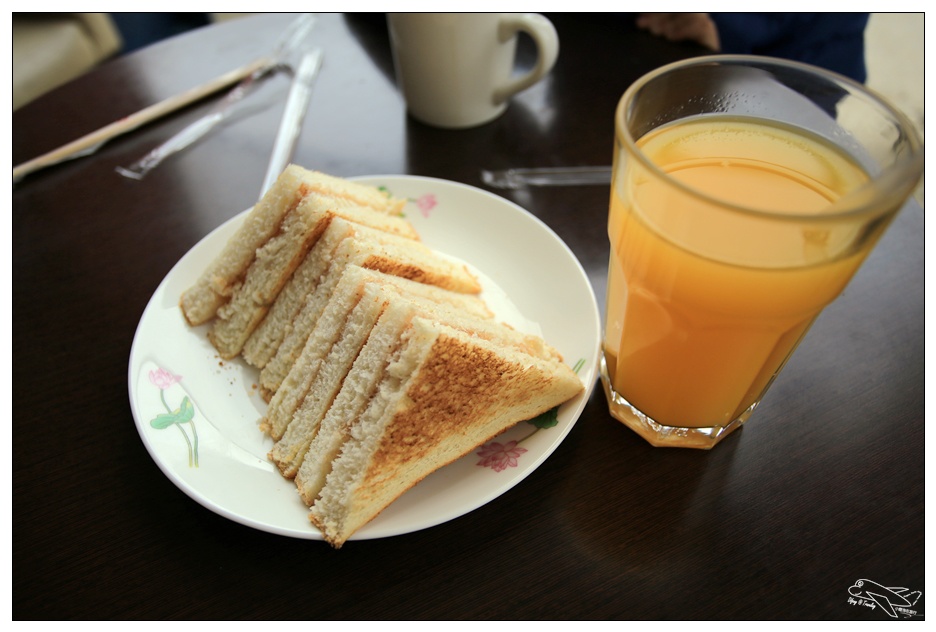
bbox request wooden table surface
[13,13,924,620]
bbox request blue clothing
[710,13,870,83]
[110,13,211,54]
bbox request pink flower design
[476,440,528,472]
[147,366,198,467]
[414,193,437,218]
[149,367,182,390]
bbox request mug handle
[493,13,560,105]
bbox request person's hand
[636,13,720,51]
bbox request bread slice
[208,200,331,359]
[263,265,492,442]
[268,283,402,476]
[258,223,482,397]
[206,193,422,359]
[179,165,407,326]
[241,215,480,370]
[284,293,418,486]
[240,213,358,368]
[290,290,569,498]
[307,316,584,547]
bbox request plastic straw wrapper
[116,13,317,180]
[258,49,323,199]
[480,166,613,189]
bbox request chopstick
[13,56,272,184]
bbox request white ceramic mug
[387,13,560,129]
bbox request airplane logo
[848,579,921,618]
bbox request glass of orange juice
[601,55,923,449]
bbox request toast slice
[290,290,568,497]
[208,199,331,359]
[263,264,492,442]
[284,292,417,486]
[239,212,358,368]
[241,215,482,370]
[258,223,482,397]
[207,195,421,359]
[307,316,584,547]
[179,165,407,326]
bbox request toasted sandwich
[179,165,407,326]
[306,315,584,547]
[289,287,568,497]
[263,264,492,443]
[258,221,482,397]
[241,216,482,370]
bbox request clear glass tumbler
[601,55,923,449]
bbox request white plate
[128,175,601,541]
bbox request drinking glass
[601,55,923,448]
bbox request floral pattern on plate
[147,367,199,467]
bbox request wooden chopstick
[13,56,273,184]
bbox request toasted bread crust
[309,321,583,547]
[363,330,575,493]
[297,168,407,215]
[361,254,480,294]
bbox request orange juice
[604,116,875,431]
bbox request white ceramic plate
[128,175,601,541]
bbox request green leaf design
[528,406,559,429]
[177,396,195,423]
[150,396,195,429]
[524,357,587,431]
[150,412,178,429]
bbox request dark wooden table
[13,13,924,620]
